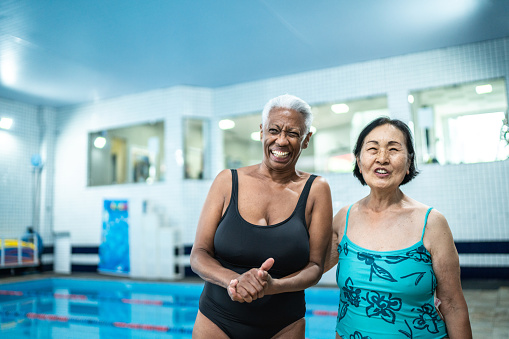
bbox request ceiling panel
[1,0,508,107]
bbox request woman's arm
[190,170,242,289]
[424,210,472,339]
[263,177,333,295]
[324,205,349,273]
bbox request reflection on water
[0,278,339,339]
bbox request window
[305,96,388,173]
[88,121,165,186]
[447,112,509,163]
[221,114,262,169]
[183,118,208,179]
[410,78,508,165]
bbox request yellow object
[0,239,35,250]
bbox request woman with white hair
[191,94,333,338]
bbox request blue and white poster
[98,200,130,275]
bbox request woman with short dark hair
[325,117,471,338]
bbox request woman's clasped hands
[227,258,275,303]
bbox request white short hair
[261,94,313,134]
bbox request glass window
[305,96,388,173]
[219,96,389,173]
[221,114,262,169]
[183,118,208,179]
[410,78,509,165]
[88,121,165,186]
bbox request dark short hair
[353,116,419,186]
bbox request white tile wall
[459,254,509,267]
[0,99,56,244]
[324,160,509,241]
[1,37,508,276]
[53,86,214,245]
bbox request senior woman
[190,94,333,339]
[325,117,471,338]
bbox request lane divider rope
[0,290,337,316]
[0,289,195,307]
[0,310,193,334]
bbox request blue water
[0,278,339,338]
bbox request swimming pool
[0,278,339,338]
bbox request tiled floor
[464,284,509,338]
[1,273,508,338]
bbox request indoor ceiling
[1,0,509,107]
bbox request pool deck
[461,280,509,338]
[1,272,508,338]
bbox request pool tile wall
[1,37,508,280]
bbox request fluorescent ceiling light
[408,95,414,104]
[0,117,13,130]
[0,56,17,86]
[475,84,492,94]
[219,119,235,130]
[94,136,106,149]
[250,131,260,141]
[331,103,349,114]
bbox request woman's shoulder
[408,198,448,227]
[333,205,349,223]
[425,207,449,230]
[209,169,233,192]
[401,196,438,220]
[306,174,332,200]
[406,198,448,221]
[214,168,233,181]
[333,203,356,235]
[337,203,355,216]
[402,195,429,210]
[236,164,264,179]
[405,197,451,245]
[308,173,330,186]
[422,207,454,255]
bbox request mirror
[88,121,165,186]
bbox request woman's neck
[256,163,301,184]
[363,188,406,212]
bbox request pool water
[0,278,339,338]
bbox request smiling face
[260,107,311,171]
[357,124,410,190]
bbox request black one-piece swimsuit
[198,169,316,339]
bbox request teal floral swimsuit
[335,206,448,338]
